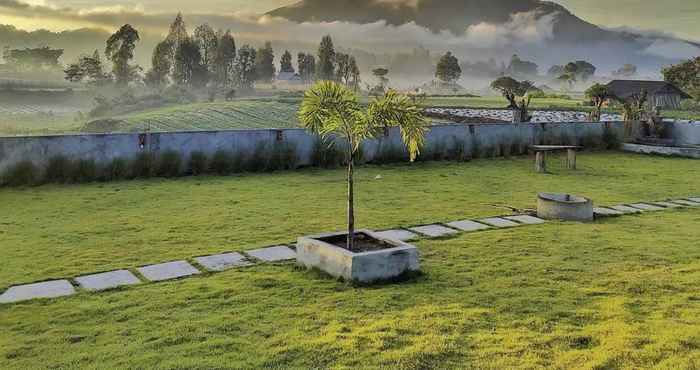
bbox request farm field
[84,99,302,133]
[1,152,699,288]
[1,155,700,367]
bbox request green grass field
[1,152,698,289]
[1,191,699,368]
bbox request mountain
[268,0,700,74]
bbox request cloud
[642,39,700,60]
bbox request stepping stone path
[594,207,624,217]
[505,215,546,225]
[3,195,697,305]
[375,229,419,242]
[195,252,252,272]
[138,261,201,282]
[629,203,665,211]
[246,246,296,262]
[75,270,141,291]
[409,225,459,238]
[478,217,521,228]
[609,205,643,214]
[0,280,75,304]
[651,201,682,208]
[672,200,700,207]
[446,220,491,232]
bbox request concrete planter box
[296,230,420,283]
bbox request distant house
[605,80,691,109]
[276,72,302,85]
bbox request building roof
[605,80,692,99]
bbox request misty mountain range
[1,0,699,81]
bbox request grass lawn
[1,152,699,290]
[1,209,700,368]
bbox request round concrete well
[537,193,594,222]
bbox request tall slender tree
[234,45,257,90]
[280,50,294,73]
[214,30,236,87]
[255,41,275,83]
[317,35,336,81]
[174,37,207,87]
[105,24,141,86]
[145,40,174,88]
[194,24,218,73]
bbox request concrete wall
[0,122,628,174]
[663,120,700,146]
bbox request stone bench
[531,145,582,173]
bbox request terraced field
[85,99,302,133]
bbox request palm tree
[299,81,428,251]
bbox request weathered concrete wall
[0,122,627,174]
[663,120,700,146]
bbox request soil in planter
[321,232,396,253]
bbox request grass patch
[1,211,700,368]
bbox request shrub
[602,125,621,149]
[71,159,97,183]
[246,143,271,173]
[268,142,298,171]
[44,155,73,183]
[189,151,208,176]
[210,150,232,175]
[1,160,38,186]
[104,157,129,181]
[131,152,155,178]
[311,138,345,168]
[156,150,183,178]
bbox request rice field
[85,99,302,133]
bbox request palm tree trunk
[347,150,355,252]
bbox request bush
[189,151,208,176]
[104,157,129,181]
[44,155,73,183]
[210,150,233,175]
[268,142,299,171]
[155,150,182,178]
[71,159,97,183]
[131,152,155,178]
[311,138,346,168]
[246,143,270,173]
[1,160,38,186]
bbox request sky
[1,0,698,41]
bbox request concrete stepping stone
[194,252,252,272]
[75,270,141,291]
[688,198,700,203]
[651,201,682,208]
[478,217,521,228]
[445,220,491,232]
[609,205,643,214]
[593,207,624,217]
[409,224,459,238]
[0,280,75,304]
[137,261,201,282]
[629,203,665,211]
[504,215,546,225]
[673,199,700,206]
[246,246,296,262]
[374,229,419,242]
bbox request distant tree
[573,61,596,81]
[491,76,536,122]
[145,40,174,88]
[105,24,141,86]
[255,41,275,83]
[64,50,111,85]
[193,24,218,73]
[298,53,316,84]
[506,54,538,78]
[335,52,352,85]
[662,57,700,101]
[372,67,389,91]
[317,35,336,81]
[349,56,360,92]
[166,13,188,50]
[585,83,613,122]
[613,64,637,78]
[280,50,294,73]
[435,51,462,85]
[5,47,63,71]
[173,37,207,87]
[234,45,257,90]
[213,30,236,87]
